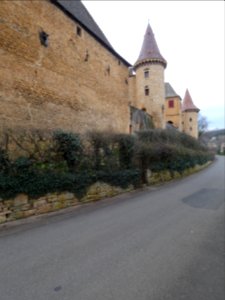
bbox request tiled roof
[55,0,112,48]
[165,82,181,99]
[52,0,131,66]
[134,23,167,68]
[182,89,200,112]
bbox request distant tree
[198,114,209,137]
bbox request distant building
[0,0,200,138]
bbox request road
[0,156,224,300]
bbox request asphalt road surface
[0,156,224,300]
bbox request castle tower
[165,82,182,130]
[182,89,200,138]
[133,23,167,128]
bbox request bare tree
[198,114,209,137]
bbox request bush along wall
[0,128,214,223]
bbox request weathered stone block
[33,198,47,208]
[11,211,25,219]
[52,202,66,210]
[58,192,75,202]
[20,204,32,211]
[46,193,58,203]
[3,200,14,209]
[36,204,52,214]
[23,209,36,218]
[14,194,28,207]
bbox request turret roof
[182,89,200,112]
[165,83,181,99]
[134,23,167,69]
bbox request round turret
[133,23,167,128]
[182,89,200,138]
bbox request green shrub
[0,128,214,201]
[0,149,10,173]
[115,134,136,169]
[53,131,83,171]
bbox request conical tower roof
[134,23,167,69]
[182,89,200,112]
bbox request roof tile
[135,23,167,68]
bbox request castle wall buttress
[0,0,130,133]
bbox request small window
[77,26,82,36]
[84,50,89,62]
[107,65,110,75]
[168,100,174,108]
[39,31,49,47]
[190,127,192,131]
[145,86,149,96]
[144,70,149,78]
[189,117,192,122]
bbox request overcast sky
[82,1,224,130]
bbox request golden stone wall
[182,111,199,138]
[165,96,182,130]
[0,0,130,133]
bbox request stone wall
[0,182,134,224]
[164,96,182,130]
[0,0,130,133]
[0,162,211,225]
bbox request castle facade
[0,0,199,138]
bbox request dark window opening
[84,50,89,62]
[190,127,192,131]
[144,70,149,78]
[168,100,174,108]
[77,26,82,36]
[39,31,49,47]
[118,60,121,65]
[145,86,149,96]
[189,117,192,122]
[106,65,110,75]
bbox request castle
[0,0,200,138]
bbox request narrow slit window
[77,26,82,36]
[39,31,49,47]
[145,86,149,96]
